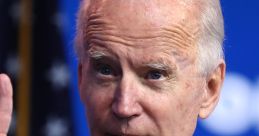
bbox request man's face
[78,0,210,135]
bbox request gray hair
[74,0,225,75]
[74,0,90,59]
[196,0,225,76]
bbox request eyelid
[145,63,178,80]
[92,61,118,81]
[145,70,166,80]
[90,56,122,77]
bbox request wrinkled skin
[0,0,225,136]
[78,0,225,136]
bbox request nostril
[112,79,143,120]
[111,99,141,120]
[112,102,131,119]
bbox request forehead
[80,0,202,65]
[85,0,201,33]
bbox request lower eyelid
[95,73,115,81]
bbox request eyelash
[145,69,168,81]
[92,62,117,79]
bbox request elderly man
[0,0,225,135]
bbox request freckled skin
[78,0,225,136]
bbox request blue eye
[147,70,163,80]
[98,65,113,75]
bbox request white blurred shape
[253,78,259,132]
[9,2,21,24]
[5,54,20,78]
[44,117,69,136]
[202,73,252,135]
[47,61,70,90]
[52,12,68,32]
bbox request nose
[111,78,143,120]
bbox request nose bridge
[118,76,136,104]
[112,71,142,118]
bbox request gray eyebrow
[145,63,170,71]
[88,50,107,60]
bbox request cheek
[174,81,204,126]
[80,65,116,121]
[141,92,193,135]
[146,81,203,134]
[176,81,203,115]
[81,83,116,129]
[81,80,115,113]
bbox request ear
[199,60,226,119]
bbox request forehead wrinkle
[84,11,199,54]
[86,33,134,48]
[127,48,177,69]
[85,24,197,52]
[82,0,201,49]
[82,0,203,32]
[86,12,115,29]
[85,13,136,48]
[162,25,198,44]
[133,45,197,73]
[85,31,197,74]
[81,0,201,72]
[84,0,200,30]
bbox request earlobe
[199,60,226,119]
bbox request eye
[146,70,165,80]
[96,64,114,76]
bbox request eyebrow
[87,49,120,67]
[88,50,107,60]
[145,63,171,71]
[87,47,176,71]
[137,56,177,72]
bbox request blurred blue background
[195,1,259,136]
[0,0,258,136]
